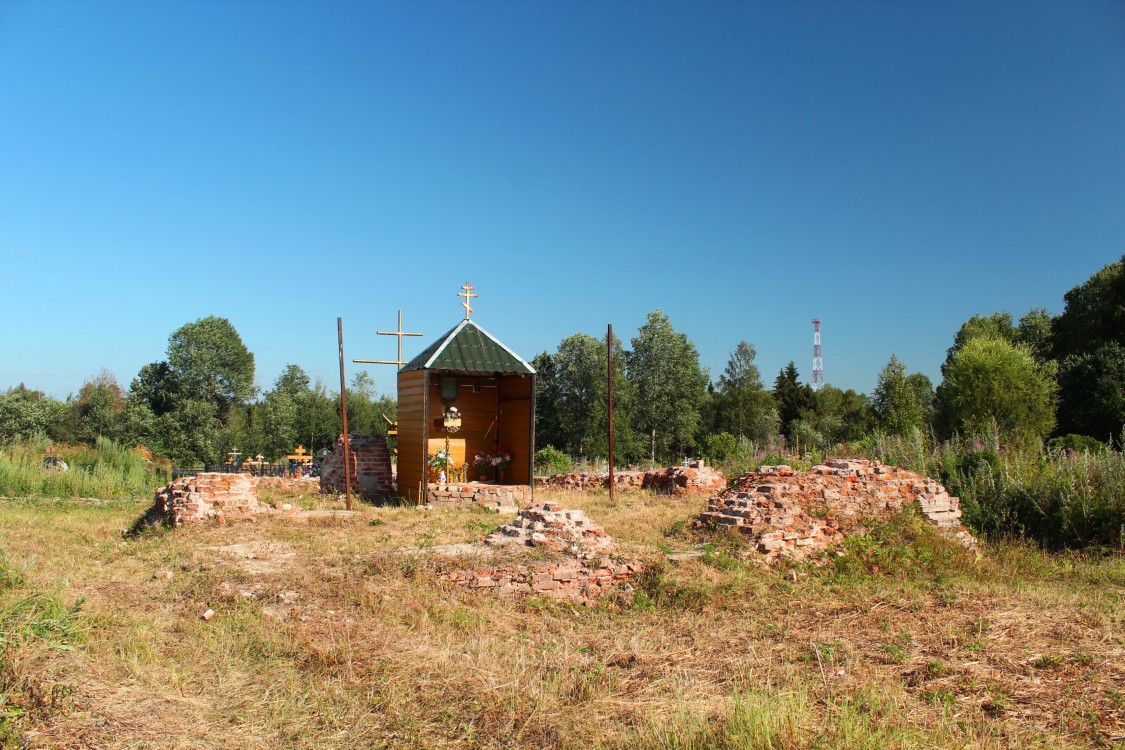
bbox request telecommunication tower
[811,318,824,391]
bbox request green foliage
[702,432,737,462]
[533,446,571,476]
[627,311,709,462]
[0,386,67,444]
[935,337,1057,444]
[1047,434,1108,453]
[869,431,1125,550]
[772,362,812,430]
[65,371,126,445]
[715,341,776,441]
[0,437,166,499]
[1053,254,1125,359]
[1056,342,1125,442]
[166,316,256,416]
[872,355,929,435]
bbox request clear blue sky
[2,0,1123,400]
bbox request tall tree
[531,352,564,452]
[935,337,1057,444]
[68,370,126,444]
[626,310,708,462]
[167,316,255,419]
[773,362,813,432]
[716,341,775,441]
[1056,342,1125,442]
[1053,255,1125,359]
[872,355,929,435]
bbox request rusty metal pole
[607,324,615,501]
[337,317,353,510]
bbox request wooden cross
[287,445,312,464]
[459,281,477,320]
[353,309,424,369]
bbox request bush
[533,446,571,476]
[1047,434,1108,453]
[701,432,736,462]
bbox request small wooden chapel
[395,284,537,505]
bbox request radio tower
[811,318,824,391]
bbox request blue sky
[2,0,1123,400]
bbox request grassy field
[0,486,1122,749]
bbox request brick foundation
[424,482,531,512]
[699,459,974,560]
[319,434,395,500]
[536,460,726,496]
[156,473,272,526]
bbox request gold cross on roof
[459,281,477,320]
[353,309,424,369]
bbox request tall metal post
[607,324,615,501]
[337,317,353,510]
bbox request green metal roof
[401,320,536,374]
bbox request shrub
[533,446,571,476]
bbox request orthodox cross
[459,281,477,320]
[287,445,312,464]
[353,309,423,369]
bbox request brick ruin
[424,482,531,513]
[319,434,395,500]
[699,459,974,560]
[445,501,643,605]
[155,473,286,526]
[537,459,726,496]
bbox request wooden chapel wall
[497,375,534,484]
[425,372,505,477]
[396,369,427,503]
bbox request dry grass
[0,489,1121,749]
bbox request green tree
[773,362,813,433]
[935,337,1057,443]
[627,310,709,462]
[1056,342,1125,442]
[1053,255,1125,359]
[531,352,565,452]
[167,316,255,419]
[872,355,929,434]
[68,370,126,444]
[716,341,776,441]
[1016,308,1055,363]
[0,385,67,442]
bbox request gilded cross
[459,281,477,320]
[353,309,424,369]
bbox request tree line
[535,256,1124,463]
[2,256,1121,467]
[0,316,395,465]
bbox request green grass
[0,436,168,500]
[865,429,1125,551]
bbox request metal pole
[338,317,353,510]
[607,323,615,501]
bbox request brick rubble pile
[700,459,973,560]
[538,460,725,496]
[446,501,643,605]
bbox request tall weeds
[0,436,168,500]
[867,429,1125,551]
